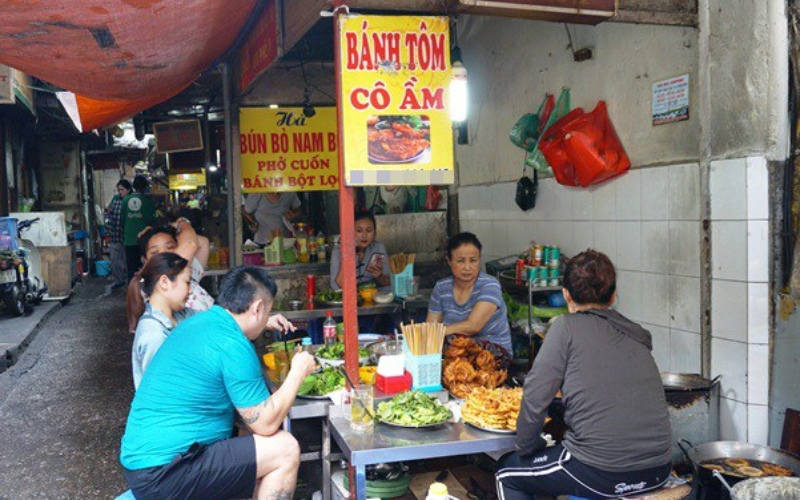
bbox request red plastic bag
[424,186,442,210]
[538,101,630,187]
[538,108,585,187]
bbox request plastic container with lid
[301,337,313,351]
[426,482,449,500]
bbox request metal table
[273,302,400,321]
[328,416,516,500]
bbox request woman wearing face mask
[126,252,194,389]
[329,211,391,291]
[426,232,512,354]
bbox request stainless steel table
[328,416,516,500]
[273,302,400,321]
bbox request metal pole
[334,3,359,389]
[221,62,242,266]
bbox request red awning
[0,0,258,129]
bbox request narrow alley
[0,281,131,499]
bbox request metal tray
[296,393,335,400]
[314,298,344,307]
[379,417,451,429]
[465,421,516,434]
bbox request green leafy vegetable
[316,290,343,303]
[297,367,345,396]
[377,391,451,426]
[315,342,369,360]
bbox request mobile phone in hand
[368,253,385,269]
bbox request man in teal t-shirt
[121,174,155,280]
[120,266,315,500]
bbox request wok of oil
[701,458,797,477]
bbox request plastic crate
[390,263,414,297]
[0,217,19,251]
[404,348,443,392]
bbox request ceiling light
[449,46,468,122]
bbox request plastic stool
[114,490,136,500]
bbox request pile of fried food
[461,386,522,431]
[442,336,507,399]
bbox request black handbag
[515,169,538,211]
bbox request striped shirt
[428,272,512,353]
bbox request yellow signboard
[338,15,454,186]
[240,107,339,193]
[169,171,206,191]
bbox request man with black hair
[120,266,315,500]
[121,174,156,280]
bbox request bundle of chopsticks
[401,322,446,356]
[389,253,415,274]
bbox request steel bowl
[287,300,305,311]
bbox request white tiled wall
[458,163,703,375]
[709,156,770,444]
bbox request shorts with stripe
[495,444,671,500]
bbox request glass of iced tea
[343,384,374,432]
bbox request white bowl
[374,292,395,304]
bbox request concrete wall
[456,16,699,186]
[706,0,788,160]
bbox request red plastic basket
[375,371,412,395]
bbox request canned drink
[516,259,526,281]
[305,275,316,301]
[533,246,544,266]
[543,246,551,266]
[532,266,545,287]
[549,247,561,268]
[548,268,561,287]
[525,266,536,282]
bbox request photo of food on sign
[367,115,431,164]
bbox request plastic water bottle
[323,311,337,346]
[301,337,313,351]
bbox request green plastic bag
[525,88,571,175]
[509,93,554,151]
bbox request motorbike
[0,218,48,316]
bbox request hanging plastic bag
[515,170,538,211]
[538,101,630,187]
[525,88,571,175]
[509,93,555,152]
[423,185,442,210]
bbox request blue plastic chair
[114,490,136,500]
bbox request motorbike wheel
[4,284,26,316]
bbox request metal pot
[679,440,800,500]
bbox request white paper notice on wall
[652,74,690,126]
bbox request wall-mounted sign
[238,0,280,93]
[153,119,204,154]
[169,170,206,191]
[338,15,454,186]
[239,107,339,193]
[652,74,690,126]
[0,64,35,115]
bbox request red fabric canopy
[0,0,257,129]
